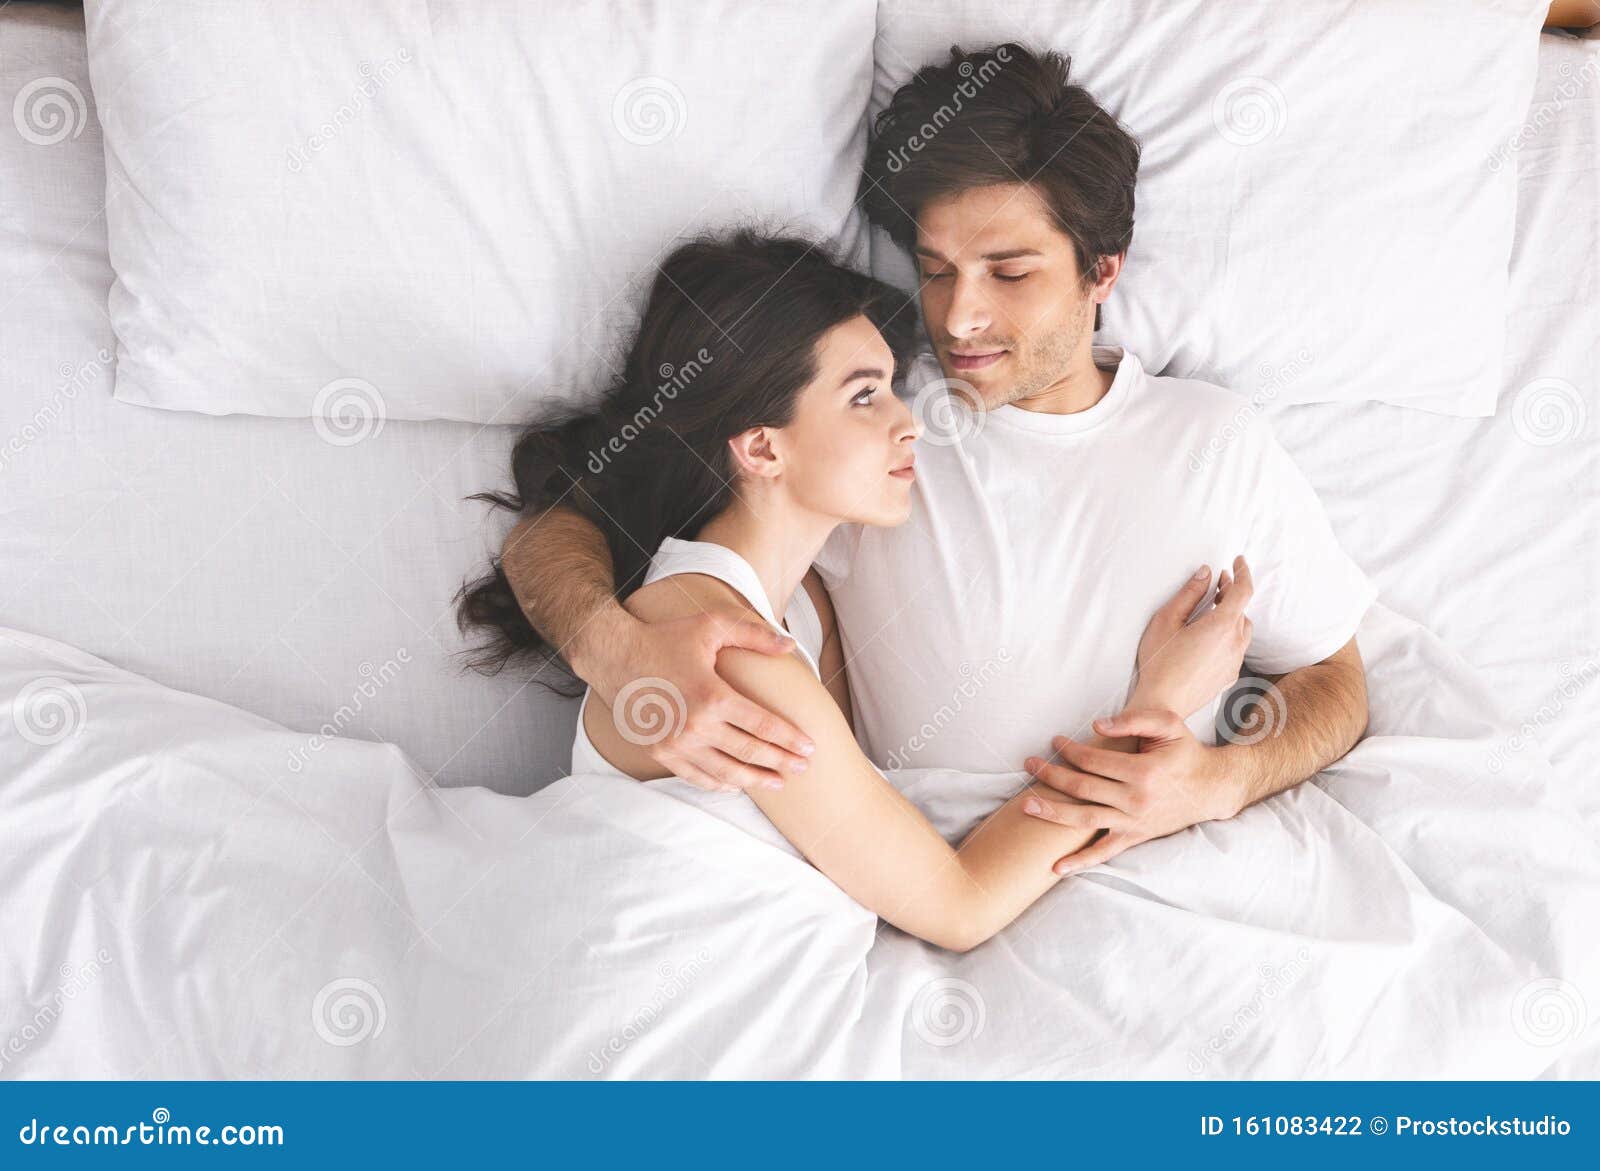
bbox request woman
[459,230,1252,953]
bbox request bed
[2,3,1596,1078]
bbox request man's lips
[947,348,1007,372]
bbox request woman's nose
[896,396,923,442]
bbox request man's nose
[943,274,991,338]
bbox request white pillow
[83,0,877,424]
[871,0,1549,417]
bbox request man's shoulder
[1134,359,1250,417]
[1131,357,1280,453]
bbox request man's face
[914,182,1100,410]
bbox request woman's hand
[1130,556,1254,718]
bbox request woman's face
[766,314,921,528]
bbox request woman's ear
[727,427,782,480]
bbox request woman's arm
[728,563,1249,953]
[724,645,1108,953]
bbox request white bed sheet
[3,605,1596,1078]
[2,4,1596,816]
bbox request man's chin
[950,372,1012,413]
[937,354,1011,407]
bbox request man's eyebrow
[912,247,1043,262]
[839,367,888,387]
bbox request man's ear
[727,427,782,480]
[1091,252,1125,305]
[1088,253,1124,333]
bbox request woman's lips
[889,462,916,481]
[947,349,1006,372]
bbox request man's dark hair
[860,43,1140,332]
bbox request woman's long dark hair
[454,229,918,690]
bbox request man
[499,44,1373,875]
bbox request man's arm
[1546,1,1599,29]
[500,507,629,687]
[499,505,816,791]
[1222,637,1368,812]
[1022,635,1368,874]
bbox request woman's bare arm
[725,565,1244,951]
[592,562,1231,952]
[721,644,1134,953]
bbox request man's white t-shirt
[813,346,1377,774]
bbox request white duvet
[1,604,1596,1079]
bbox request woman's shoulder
[623,570,761,627]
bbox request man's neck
[1009,350,1117,416]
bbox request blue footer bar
[3,1081,1594,1167]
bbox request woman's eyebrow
[838,367,888,387]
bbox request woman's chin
[853,497,915,528]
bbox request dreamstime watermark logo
[1489,56,1600,172]
[587,347,714,475]
[312,377,387,446]
[16,1107,283,1147]
[13,76,88,145]
[586,948,712,1074]
[1510,377,1586,447]
[286,649,412,773]
[911,977,986,1047]
[286,48,413,172]
[611,76,687,145]
[912,375,985,447]
[612,676,688,746]
[1188,349,1313,471]
[12,676,88,747]
[1186,947,1311,1074]
[882,650,1012,772]
[1216,677,1288,747]
[0,347,113,472]
[1212,77,1287,146]
[1511,977,1588,1048]
[0,949,113,1072]
[311,977,387,1047]
[1486,657,1598,775]
[882,47,1014,173]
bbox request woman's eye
[851,387,878,406]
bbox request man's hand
[580,609,817,794]
[1021,709,1247,875]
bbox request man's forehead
[915,184,1064,258]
